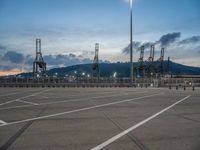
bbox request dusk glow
[0,0,200,75]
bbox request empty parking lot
[0,87,199,150]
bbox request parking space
[0,87,199,150]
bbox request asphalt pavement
[0,87,199,150]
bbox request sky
[0,0,200,75]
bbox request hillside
[18,61,200,78]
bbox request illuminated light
[130,0,132,8]
[113,72,117,78]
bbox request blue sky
[0,0,200,74]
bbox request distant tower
[33,39,47,78]
[138,46,145,77]
[159,48,165,76]
[92,43,100,79]
[147,45,155,77]
[167,56,170,75]
[139,46,145,62]
[148,45,155,62]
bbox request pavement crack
[0,107,47,150]
[89,100,149,150]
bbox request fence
[0,77,199,88]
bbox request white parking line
[36,90,142,100]
[0,104,31,110]
[40,91,148,105]
[0,88,43,98]
[16,100,39,105]
[0,89,51,106]
[0,100,17,106]
[0,91,148,111]
[0,120,7,125]
[0,93,162,127]
[91,95,191,150]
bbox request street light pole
[130,0,133,86]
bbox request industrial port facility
[0,0,200,150]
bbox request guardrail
[0,77,199,88]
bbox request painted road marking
[0,93,162,127]
[0,91,148,111]
[0,120,7,125]
[0,89,51,106]
[37,90,143,99]
[0,88,44,98]
[40,91,148,105]
[16,100,39,106]
[91,95,191,150]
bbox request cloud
[0,50,26,72]
[122,41,141,54]
[122,41,157,54]
[122,32,200,66]
[0,50,109,73]
[0,44,6,50]
[82,51,94,56]
[2,51,24,64]
[43,53,107,68]
[122,32,182,54]
[43,54,84,68]
[0,44,7,56]
[0,68,25,76]
[179,36,200,45]
[156,32,181,47]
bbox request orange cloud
[0,69,27,76]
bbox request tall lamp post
[130,0,133,86]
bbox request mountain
[18,61,200,78]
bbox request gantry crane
[147,45,155,77]
[33,39,47,78]
[159,48,165,76]
[92,43,100,79]
[138,46,145,78]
